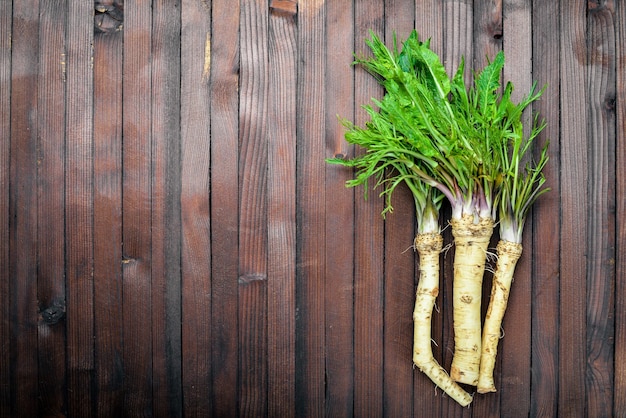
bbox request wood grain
[325,1,355,416]
[353,2,385,416]
[295,1,326,416]
[498,1,534,416]
[151,1,183,416]
[180,0,212,415]
[559,1,588,416]
[585,3,616,417]
[65,1,96,416]
[267,4,297,416]
[239,0,269,415]
[93,26,124,416]
[531,0,561,415]
[209,0,240,415]
[382,4,416,416]
[122,1,153,415]
[614,0,626,413]
[37,1,67,415]
[0,0,12,413]
[9,2,40,416]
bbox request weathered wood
[382,4,416,416]
[497,1,534,416]
[209,0,240,415]
[65,1,95,416]
[585,3,616,417]
[530,0,561,415]
[325,1,355,417]
[93,26,124,416]
[443,0,473,81]
[122,0,153,415]
[151,1,183,416]
[37,1,67,415]
[0,0,12,413]
[295,1,326,416]
[9,2,40,417]
[473,0,501,70]
[239,0,269,415]
[559,0,588,416]
[267,4,297,416]
[180,0,212,415]
[353,2,385,416]
[614,0,626,414]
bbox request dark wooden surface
[1,1,624,417]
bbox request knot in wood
[95,1,124,34]
[40,302,66,325]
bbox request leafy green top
[328,30,549,237]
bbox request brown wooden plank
[37,1,67,415]
[443,0,473,81]
[65,1,95,416]
[416,0,443,54]
[585,3,616,417]
[353,2,385,416]
[0,0,12,413]
[238,278,268,417]
[295,1,326,416]
[122,1,153,414]
[180,0,212,416]
[210,0,240,415]
[530,0,561,415]
[473,0,501,70]
[9,3,40,416]
[497,1,534,416]
[325,1,355,417]
[150,1,183,416]
[238,0,269,415]
[559,1,588,415]
[381,6,416,416]
[93,23,124,416]
[614,0,626,413]
[413,3,445,416]
[267,4,297,416]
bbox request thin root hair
[442,242,454,257]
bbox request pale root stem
[449,215,494,385]
[413,233,473,407]
[477,240,523,393]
